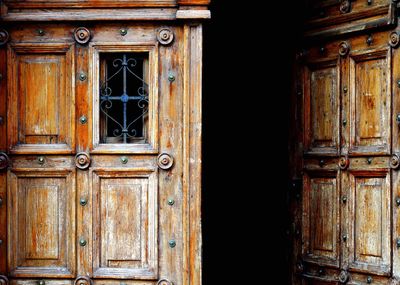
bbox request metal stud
[342,234,348,242]
[79,73,87,81]
[0,73,3,80]
[0,116,3,125]
[168,240,176,248]
[366,34,373,46]
[121,156,128,164]
[0,240,2,245]
[37,29,45,36]
[319,159,325,167]
[367,276,373,284]
[396,238,400,248]
[343,86,348,93]
[79,115,88,125]
[396,197,400,206]
[37,156,45,165]
[343,119,347,127]
[397,79,400,88]
[342,196,347,203]
[168,74,175,82]
[167,198,175,206]
[368,0,372,4]
[80,198,88,206]
[79,238,87,247]
[0,197,2,207]
[367,157,373,164]
[38,280,45,285]
[120,28,128,36]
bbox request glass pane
[99,52,149,144]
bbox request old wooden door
[0,2,208,285]
[289,1,400,284]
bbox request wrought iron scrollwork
[100,54,149,143]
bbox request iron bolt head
[168,74,175,82]
[168,240,176,248]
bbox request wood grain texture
[1,9,177,21]
[7,43,75,154]
[303,57,340,156]
[295,29,397,284]
[348,48,391,155]
[347,170,391,275]
[7,169,76,278]
[1,20,204,285]
[303,170,340,268]
[182,24,202,285]
[4,0,176,8]
[304,0,395,39]
[91,169,158,279]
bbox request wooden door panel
[92,169,157,279]
[8,169,76,278]
[7,43,75,154]
[349,48,391,155]
[304,58,340,155]
[347,171,391,275]
[302,170,340,268]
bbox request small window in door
[99,53,149,144]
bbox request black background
[202,1,305,283]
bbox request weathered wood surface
[0,10,206,285]
[290,6,400,283]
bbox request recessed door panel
[92,169,157,279]
[8,170,76,277]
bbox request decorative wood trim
[176,10,211,19]
[1,8,178,22]
[74,27,91,45]
[389,31,400,48]
[0,30,9,46]
[182,23,202,285]
[339,41,350,57]
[4,0,176,9]
[178,0,210,5]
[157,28,174,45]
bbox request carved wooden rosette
[338,270,349,284]
[74,27,91,44]
[0,152,10,170]
[75,152,91,170]
[389,31,400,48]
[157,279,173,285]
[340,0,351,13]
[74,276,93,285]
[157,28,174,45]
[339,156,350,170]
[391,154,400,169]
[0,29,9,46]
[339,41,350,57]
[0,276,8,285]
[158,153,174,170]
